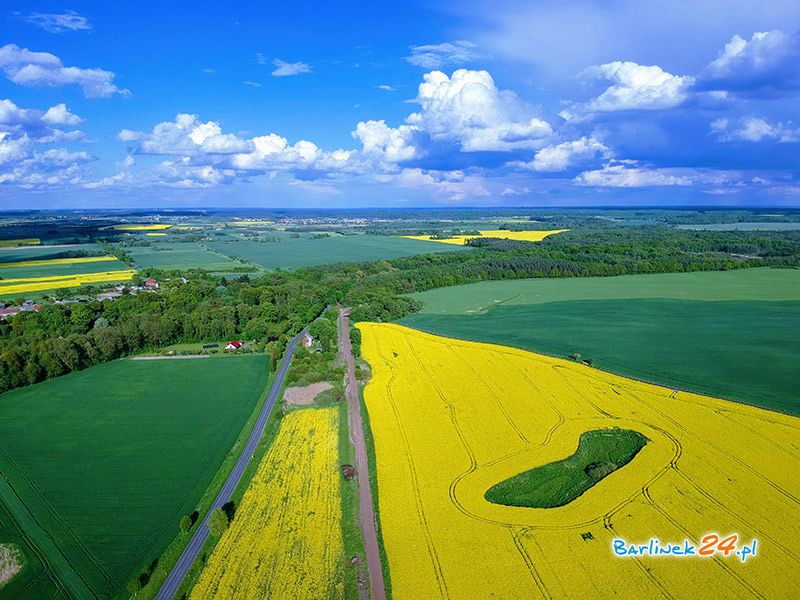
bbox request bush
[208,508,229,536]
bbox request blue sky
[0,0,799,208]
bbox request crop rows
[190,408,344,600]
[358,323,800,599]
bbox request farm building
[144,277,159,290]
[300,332,314,348]
[225,340,243,351]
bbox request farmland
[0,355,269,599]
[358,323,800,599]
[0,269,137,297]
[206,234,469,270]
[125,243,245,272]
[401,268,800,414]
[401,229,568,245]
[190,408,343,600]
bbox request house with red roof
[225,340,243,351]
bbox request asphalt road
[155,331,305,600]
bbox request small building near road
[0,307,19,319]
[225,340,243,351]
[300,332,314,348]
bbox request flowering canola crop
[358,323,800,599]
[106,224,172,231]
[0,270,136,295]
[190,408,344,600]
[401,229,568,245]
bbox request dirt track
[339,308,386,600]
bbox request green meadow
[206,233,470,270]
[0,355,269,599]
[401,268,800,415]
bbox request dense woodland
[1,226,799,394]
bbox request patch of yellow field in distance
[401,229,568,245]
[145,232,167,237]
[0,256,117,269]
[190,408,343,600]
[0,238,40,247]
[0,270,136,295]
[358,323,800,599]
[106,224,172,231]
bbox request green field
[401,268,800,415]
[206,234,470,270]
[0,356,269,599]
[0,245,102,264]
[126,243,243,271]
[485,429,648,509]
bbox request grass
[206,234,469,270]
[484,429,648,508]
[0,356,269,599]
[125,242,243,271]
[401,268,800,415]
[0,244,101,264]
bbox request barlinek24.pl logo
[612,533,757,563]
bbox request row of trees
[2,226,798,395]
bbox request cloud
[562,62,693,121]
[0,44,127,98]
[0,145,92,187]
[0,99,83,142]
[573,161,746,188]
[352,120,418,163]
[512,135,610,171]
[406,41,482,69]
[380,167,489,201]
[120,114,353,186]
[271,59,311,77]
[244,80,262,87]
[700,30,800,94]
[711,116,799,142]
[407,69,553,152]
[23,11,91,33]
[377,84,397,91]
[121,114,250,154]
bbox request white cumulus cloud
[0,44,127,98]
[562,61,693,121]
[513,135,610,172]
[712,116,799,142]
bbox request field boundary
[154,330,306,600]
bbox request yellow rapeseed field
[401,229,568,245]
[0,270,136,295]
[0,256,117,269]
[0,238,40,247]
[145,232,167,237]
[358,323,800,599]
[190,408,344,600]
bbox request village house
[225,340,243,351]
[300,332,314,348]
[144,277,159,290]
